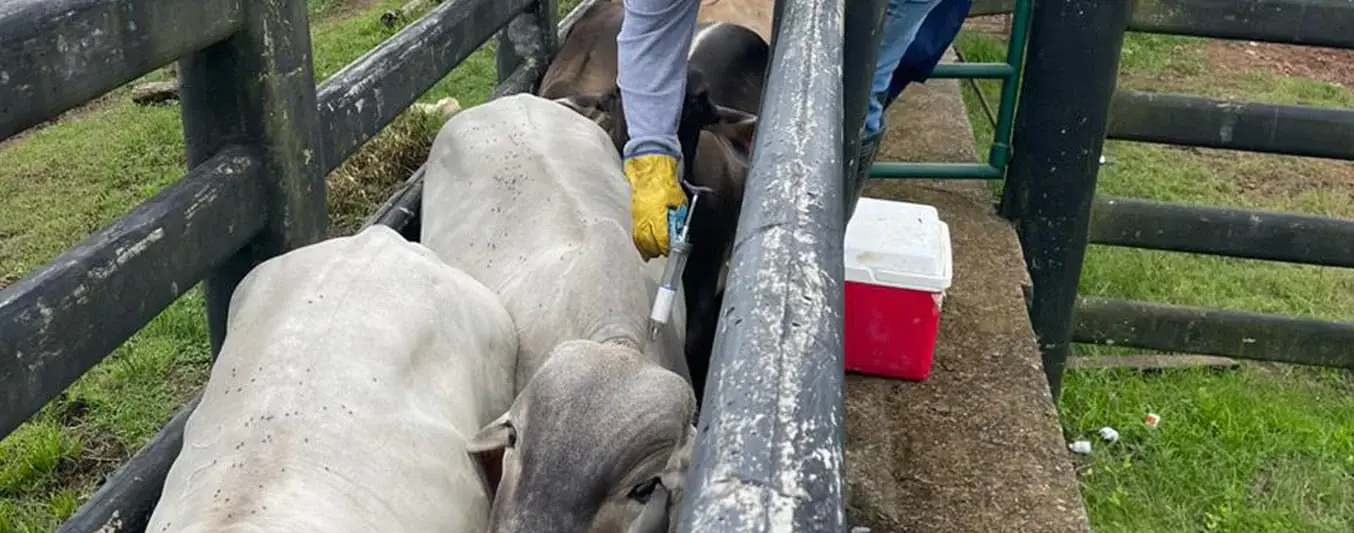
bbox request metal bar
[999,0,1130,399]
[496,0,558,85]
[0,149,264,440]
[179,0,327,357]
[1128,0,1354,50]
[53,394,203,533]
[841,0,889,220]
[987,0,1033,170]
[870,161,1004,179]
[953,47,999,128]
[929,62,1014,79]
[1074,296,1354,368]
[1089,195,1354,269]
[677,0,848,530]
[363,166,426,240]
[316,0,535,174]
[960,0,1354,49]
[0,0,245,141]
[1107,90,1354,161]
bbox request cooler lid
[844,197,954,292]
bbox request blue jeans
[864,0,945,139]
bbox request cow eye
[628,477,661,503]
[504,421,517,448]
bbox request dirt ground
[1207,40,1354,91]
[842,51,1090,532]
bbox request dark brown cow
[539,0,769,405]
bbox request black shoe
[847,127,886,221]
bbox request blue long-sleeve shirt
[616,0,701,159]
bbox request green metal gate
[869,0,1031,179]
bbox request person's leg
[616,0,702,159]
[863,0,944,140]
[849,0,944,220]
[883,0,971,110]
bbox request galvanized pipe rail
[676,0,858,528]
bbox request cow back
[147,225,518,533]
[420,94,689,391]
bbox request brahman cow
[420,93,695,533]
[539,0,769,404]
[145,225,518,533]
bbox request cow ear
[467,412,514,499]
[554,95,611,126]
[709,105,758,153]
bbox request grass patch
[0,0,581,529]
[954,25,1354,533]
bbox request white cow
[419,93,696,533]
[145,225,517,533]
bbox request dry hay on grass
[326,111,435,235]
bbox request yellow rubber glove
[623,152,688,260]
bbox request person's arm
[616,0,701,158]
[616,0,701,260]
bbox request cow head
[467,340,697,533]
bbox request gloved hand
[623,152,689,259]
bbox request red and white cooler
[843,197,953,381]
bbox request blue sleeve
[616,0,701,159]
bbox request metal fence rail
[1108,90,1354,161]
[677,0,851,529]
[971,0,1354,49]
[0,148,264,440]
[999,0,1354,397]
[868,0,1033,180]
[0,0,246,139]
[1074,297,1354,368]
[1088,196,1354,269]
[317,0,537,173]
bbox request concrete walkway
[843,49,1091,533]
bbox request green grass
[955,28,1354,533]
[0,0,580,530]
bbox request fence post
[496,0,558,85]
[998,0,1129,398]
[841,0,889,219]
[178,0,327,356]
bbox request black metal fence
[0,0,554,529]
[1,0,874,530]
[999,0,1354,398]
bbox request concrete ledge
[843,49,1091,533]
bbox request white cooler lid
[844,197,954,292]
